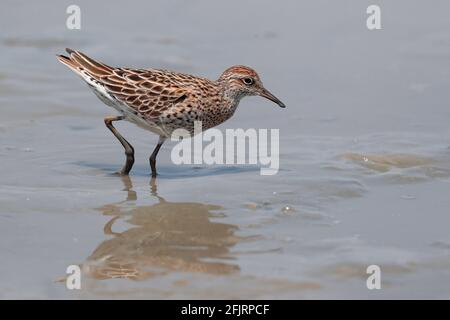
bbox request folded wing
[57,48,189,118]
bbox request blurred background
[1,0,450,298]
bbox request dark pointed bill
[260,89,286,108]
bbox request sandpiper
[57,48,285,177]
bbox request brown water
[1,0,450,299]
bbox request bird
[57,48,285,177]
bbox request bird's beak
[260,88,286,108]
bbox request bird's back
[57,49,241,136]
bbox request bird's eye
[242,77,254,85]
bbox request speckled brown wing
[58,48,189,119]
[99,68,190,118]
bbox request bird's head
[218,65,286,108]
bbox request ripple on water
[430,241,450,250]
[304,178,367,200]
[341,153,435,172]
[320,263,415,280]
[341,152,450,185]
[2,37,75,49]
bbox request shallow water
[1,0,450,299]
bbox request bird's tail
[56,48,113,80]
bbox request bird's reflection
[82,176,241,280]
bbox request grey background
[1,0,450,299]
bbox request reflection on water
[82,177,242,280]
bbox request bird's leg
[104,115,135,175]
[149,136,165,177]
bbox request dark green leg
[149,137,165,177]
[104,116,135,175]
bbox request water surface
[1,0,450,299]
